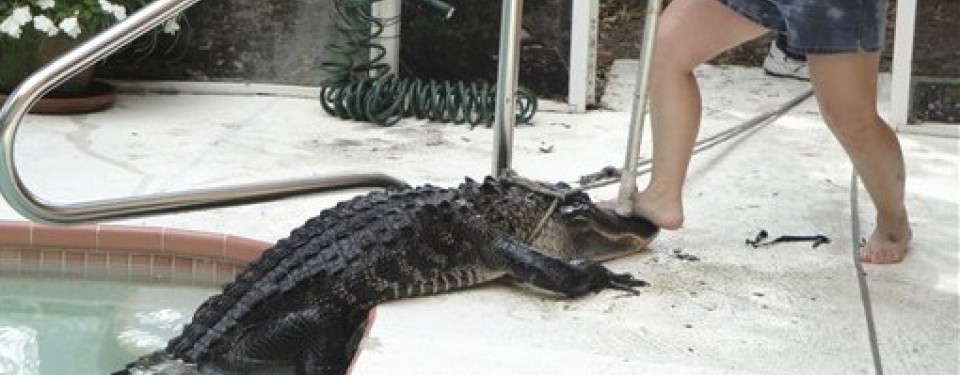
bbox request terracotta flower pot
[1,31,116,113]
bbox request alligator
[115,175,658,375]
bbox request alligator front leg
[491,237,648,298]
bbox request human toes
[858,241,908,264]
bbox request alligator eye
[558,191,592,219]
[560,190,590,204]
[559,202,587,216]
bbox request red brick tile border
[0,220,271,286]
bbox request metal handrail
[0,0,407,224]
[491,0,523,176]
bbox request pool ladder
[0,0,410,224]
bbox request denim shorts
[716,0,887,55]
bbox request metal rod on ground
[849,172,885,375]
[616,0,663,216]
[491,0,524,176]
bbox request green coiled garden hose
[320,0,538,127]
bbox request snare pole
[616,0,663,216]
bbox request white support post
[568,0,599,112]
[890,0,917,130]
[371,0,401,75]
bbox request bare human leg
[806,53,912,264]
[629,0,766,229]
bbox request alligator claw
[571,260,648,295]
[605,271,649,294]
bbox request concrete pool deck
[1,63,957,374]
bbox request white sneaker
[762,40,809,81]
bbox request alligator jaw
[570,206,660,262]
[592,206,659,237]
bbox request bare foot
[597,190,684,230]
[859,214,912,264]
[633,189,684,230]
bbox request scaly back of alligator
[164,177,550,363]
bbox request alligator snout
[566,205,659,262]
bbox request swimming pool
[0,278,214,374]
[0,220,270,374]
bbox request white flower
[162,18,180,34]
[98,0,127,21]
[110,5,127,20]
[1,6,33,38]
[32,15,58,37]
[36,0,56,10]
[0,16,23,39]
[10,6,32,26]
[58,16,81,38]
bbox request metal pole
[0,174,407,224]
[491,0,524,176]
[0,0,409,224]
[616,0,662,216]
[849,172,885,375]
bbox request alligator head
[504,179,659,262]
[557,190,658,261]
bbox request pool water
[0,278,216,375]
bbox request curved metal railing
[0,0,408,224]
